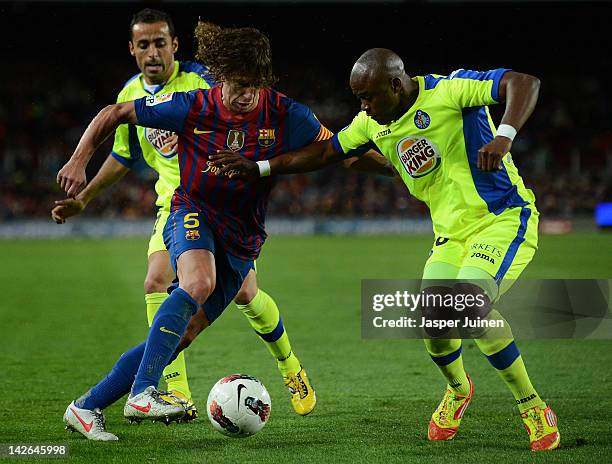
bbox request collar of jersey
[140,60,181,95]
[387,76,424,128]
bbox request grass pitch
[0,233,610,463]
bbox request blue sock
[75,342,145,410]
[132,288,198,395]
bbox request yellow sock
[145,292,192,400]
[237,289,301,376]
[424,338,470,396]
[475,334,545,412]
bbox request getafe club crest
[258,128,275,147]
[396,136,441,178]
[144,128,176,159]
[227,130,245,151]
[414,110,431,129]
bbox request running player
[210,48,560,451]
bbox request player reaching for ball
[56,23,390,440]
[210,48,560,451]
[54,9,325,434]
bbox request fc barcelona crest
[258,128,276,147]
[227,129,245,151]
[185,230,200,241]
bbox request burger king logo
[145,128,177,159]
[396,136,441,178]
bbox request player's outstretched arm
[344,150,397,177]
[51,155,129,224]
[478,71,540,171]
[57,101,138,197]
[209,140,345,181]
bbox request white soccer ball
[206,374,271,437]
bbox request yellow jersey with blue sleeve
[332,69,537,241]
[111,60,215,211]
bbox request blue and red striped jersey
[134,86,330,260]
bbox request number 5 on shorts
[184,212,199,229]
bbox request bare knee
[144,271,172,294]
[181,276,215,305]
[234,284,258,305]
[144,251,175,294]
[176,249,216,305]
[234,270,258,305]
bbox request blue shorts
[163,208,255,324]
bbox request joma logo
[471,252,495,264]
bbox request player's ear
[129,41,135,57]
[172,36,179,53]
[391,77,402,94]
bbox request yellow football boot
[428,374,474,440]
[520,404,560,451]
[283,367,316,416]
[163,390,198,422]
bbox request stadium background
[0,1,611,463]
[1,0,611,228]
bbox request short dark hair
[129,8,176,39]
[194,21,276,88]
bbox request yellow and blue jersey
[332,68,537,240]
[111,61,215,211]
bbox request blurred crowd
[1,65,610,222]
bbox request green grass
[0,233,610,463]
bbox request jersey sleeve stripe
[315,125,333,141]
[111,151,135,168]
[331,134,345,154]
[127,125,144,163]
[121,72,140,90]
[424,68,510,102]
[489,69,510,102]
[179,61,217,88]
[200,69,216,87]
[463,107,527,214]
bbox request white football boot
[124,386,186,424]
[63,401,119,441]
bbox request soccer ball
[206,374,271,437]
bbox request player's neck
[395,80,419,120]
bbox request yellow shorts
[147,210,170,257]
[425,206,539,288]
